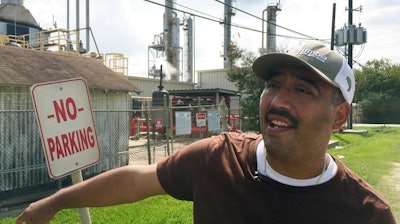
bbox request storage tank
[0,0,44,47]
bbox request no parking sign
[31,78,100,179]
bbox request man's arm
[16,164,165,224]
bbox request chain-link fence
[0,90,240,215]
[1,104,238,189]
[0,89,138,212]
[0,109,133,192]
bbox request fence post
[145,105,151,164]
[152,146,155,163]
[164,95,171,156]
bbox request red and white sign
[196,113,207,127]
[155,119,163,128]
[31,78,100,179]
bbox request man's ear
[332,102,351,130]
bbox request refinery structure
[148,0,195,82]
[0,0,240,84]
[0,0,287,99]
[0,0,247,114]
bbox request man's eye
[295,87,312,95]
[265,83,278,89]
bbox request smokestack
[76,0,80,53]
[86,0,90,52]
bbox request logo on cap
[299,49,327,63]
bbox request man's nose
[270,88,292,110]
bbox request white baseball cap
[252,42,355,104]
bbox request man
[16,42,395,223]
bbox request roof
[167,88,239,97]
[0,46,142,93]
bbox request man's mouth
[270,119,291,128]
[265,107,298,129]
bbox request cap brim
[252,53,339,88]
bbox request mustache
[265,107,298,127]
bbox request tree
[226,48,264,132]
[354,58,400,123]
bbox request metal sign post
[71,171,92,224]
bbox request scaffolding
[0,29,128,77]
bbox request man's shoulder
[216,132,262,153]
[219,131,261,141]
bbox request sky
[23,0,400,80]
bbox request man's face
[259,65,341,162]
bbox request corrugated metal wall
[197,69,238,91]
[0,86,47,191]
[128,76,195,97]
[128,69,240,98]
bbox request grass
[50,195,193,224]
[2,196,193,224]
[2,126,400,223]
[330,126,400,222]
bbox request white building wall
[128,76,195,97]
[197,69,238,91]
[128,68,239,97]
[197,69,241,118]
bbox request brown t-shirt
[157,132,396,223]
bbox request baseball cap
[252,42,355,104]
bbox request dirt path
[389,162,400,192]
[128,137,198,165]
[383,162,400,222]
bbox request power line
[169,0,220,21]
[214,0,328,43]
[143,0,258,33]
[144,0,323,42]
[275,34,330,41]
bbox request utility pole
[334,0,367,129]
[223,0,234,69]
[330,3,336,50]
[347,0,353,129]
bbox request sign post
[31,78,100,224]
[71,171,92,224]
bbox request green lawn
[2,126,400,223]
[52,196,193,224]
[330,126,400,222]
